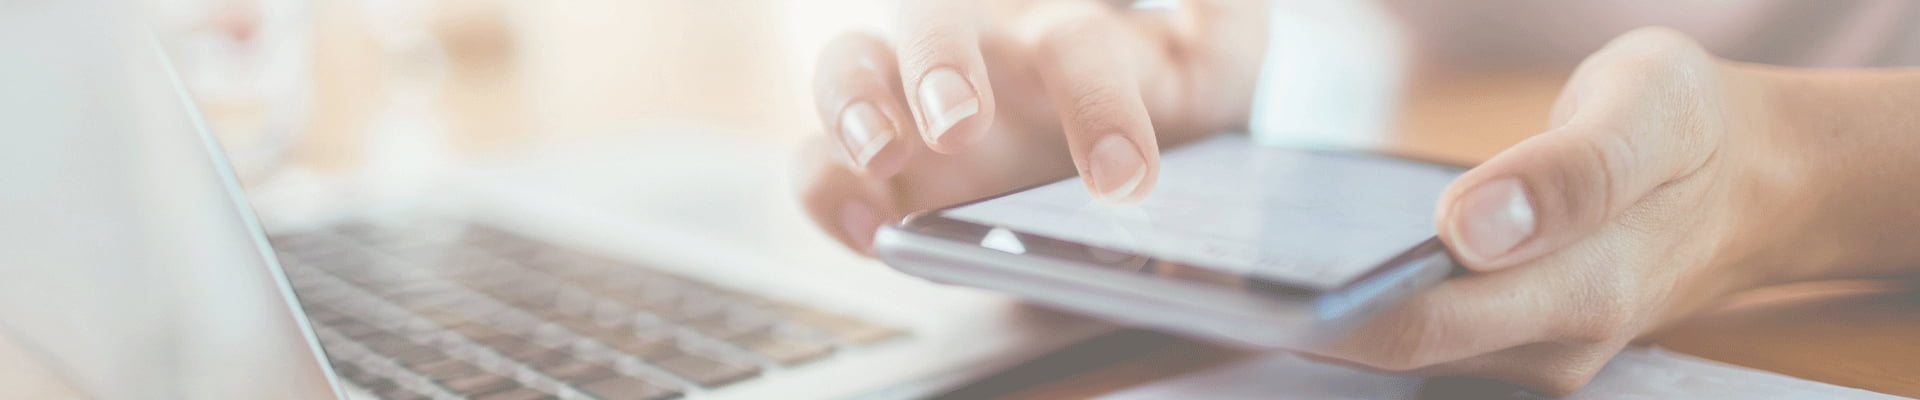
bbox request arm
[1747,68,1920,283]
[1305,28,1920,395]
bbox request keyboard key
[329,319,381,338]
[359,335,445,365]
[437,373,519,396]
[576,376,680,400]
[305,308,349,324]
[389,291,465,311]
[424,302,506,325]
[501,291,560,309]
[481,336,546,358]
[835,325,907,345]
[356,333,410,351]
[473,387,557,400]
[540,361,619,383]
[385,344,447,366]
[504,348,573,367]
[642,304,720,324]
[609,336,680,359]
[453,324,510,341]
[732,332,832,366]
[336,366,391,390]
[591,289,658,310]
[358,310,416,326]
[553,287,600,315]
[357,377,398,392]
[415,309,480,328]
[684,314,767,340]
[541,258,611,281]
[779,309,906,345]
[331,363,366,380]
[375,386,432,400]
[549,316,636,344]
[652,354,759,387]
[409,358,485,379]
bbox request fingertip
[794,136,899,256]
[914,68,992,153]
[1085,134,1156,204]
[855,137,914,179]
[917,112,990,154]
[1441,177,1536,271]
[838,201,885,255]
[836,102,915,178]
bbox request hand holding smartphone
[875,134,1463,349]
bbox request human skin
[792,0,1920,395]
[1305,28,1920,395]
[798,0,1268,252]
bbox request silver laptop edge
[151,24,350,400]
[0,2,339,398]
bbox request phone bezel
[900,145,1468,294]
[892,209,1452,299]
[874,142,1470,346]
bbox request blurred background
[149,0,886,185]
[4,1,1911,398]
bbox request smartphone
[873,134,1465,349]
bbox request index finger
[1025,3,1162,203]
[894,1,997,153]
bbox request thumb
[1436,28,1721,271]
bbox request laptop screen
[0,3,337,398]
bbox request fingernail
[1088,135,1148,203]
[916,68,979,143]
[1448,178,1536,266]
[840,202,882,249]
[1130,0,1182,11]
[838,102,894,167]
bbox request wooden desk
[995,72,1920,399]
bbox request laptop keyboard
[272,222,906,400]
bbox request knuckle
[1064,79,1126,131]
[1026,2,1111,54]
[1040,13,1107,49]
[1556,264,1641,344]
[817,31,893,79]
[1582,27,1715,90]
[1614,27,1699,53]
[1607,27,1709,65]
[1581,129,1635,208]
[820,31,884,61]
[1538,131,1629,229]
[899,24,971,71]
[1558,303,1633,345]
[813,33,897,114]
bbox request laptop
[0,3,1108,399]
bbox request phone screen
[941,135,1460,291]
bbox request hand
[1301,27,1804,395]
[795,0,1267,253]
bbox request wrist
[1728,65,1920,284]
